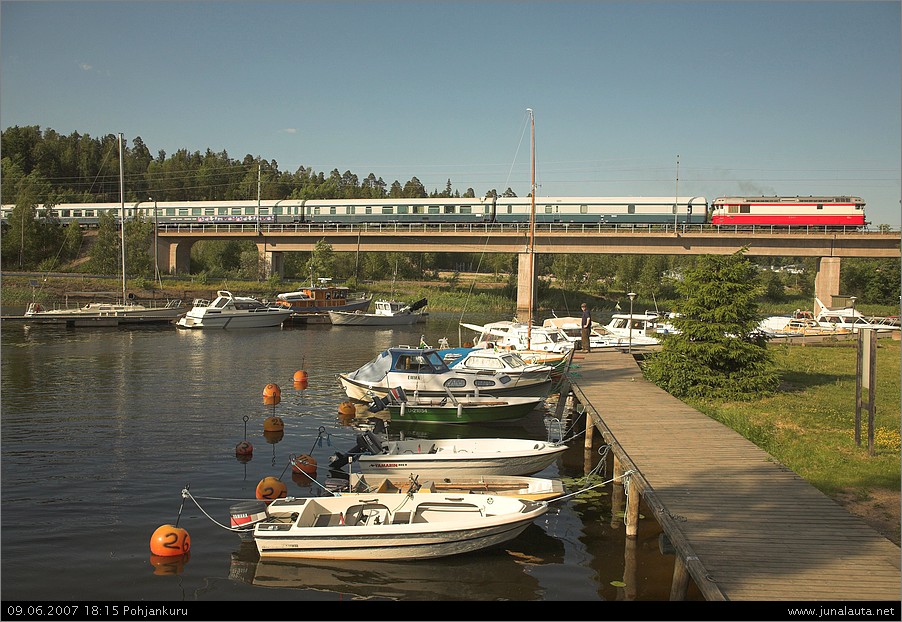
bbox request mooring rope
[182,488,248,533]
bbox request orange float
[338,401,356,417]
[293,370,308,382]
[235,440,253,455]
[291,453,317,476]
[255,476,287,501]
[263,416,284,432]
[149,524,191,557]
[263,429,284,444]
[262,383,282,405]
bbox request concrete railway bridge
[154,223,900,316]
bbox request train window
[506,205,512,214]
[244,207,254,215]
[580,204,588,214]
[272,207,282,215]
[85,210,95,218]
[398,205,409,214]
[816,204,823,210]
[672,204,678,214]
[444,206,455,214]
[728,205,738,213]
[166,208,175,216]
[412,205,423,214]
[73,210,83,218]
[204,208,215,216]
[180,208,190,216]
[544,205,553,214]
[329,206,337,215]
[365,206,372,215]
[61,210,70,218]
[428,206,440,214]
[313,207,321,215]
[627,204,636,214]
[190,208,200,216]
[740,205,750,213]
[460,206,471,214]
[260,208,269,215]
[382,206,393,214]
[347,206,356,215]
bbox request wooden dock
[564,349,901,601]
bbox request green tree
[306,239,334,282]
[88,211,122,275]
[643,250,779,400]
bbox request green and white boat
[378,394,545,425]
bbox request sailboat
[23,134,186,326]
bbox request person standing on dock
[581,302,592,353]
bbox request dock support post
[670,555,691,601]
[623,536,638,600]
[624,472,640,538]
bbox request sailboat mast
[118,132,126,303]
[527,109,536,347]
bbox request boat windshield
[389,350,449,373]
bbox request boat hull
[386,396,543,424]
[345,474,566,502]
[338,374,553,402]
[176,309,292,329]
[252,494,548,560]
[345,439,568,478]
[328,311,423,326]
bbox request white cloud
[281,128,298,134]
[79,63,93,71]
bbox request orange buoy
[149,552,190,575]
[293,379,308,390]
[293,370,308,382]
[235,440,253,455]
[338,401,356,417]
[263,429,284,444]
[263,416,284,432]
[291,453,317,476]
[149,524,191,557]
[263,383,282,406]
[255,476,287,501]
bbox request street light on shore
[627,292,637,354]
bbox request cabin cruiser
[176,291,292,329]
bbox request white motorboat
[814,298,900,333]
[328,430,568,478]
[337,346,553,402]
[246,492,549,560]
[602,313,662,347]
[328,298,427,326]
[176,291,293,329]
[438,346,553,384]
[338,473,566,502]
[542,316,626,350]
[461,320,574,354]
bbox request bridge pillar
[161,239,193,274]
[516,252,535,321]
[814,257,841,310]
[258,244,284,279]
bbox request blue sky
[2,1,900,226]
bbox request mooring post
[670,555,691,601]
[623,535,638,600]
[625,474,640,538]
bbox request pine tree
[643,250,779,400]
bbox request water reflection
[228,521,565,601]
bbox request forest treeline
[1,125,899,306]
[0,125,513,205]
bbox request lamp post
[151,197,161,287]
[627,292,637,354]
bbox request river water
[1,310,706,617]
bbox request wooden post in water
[855,327,878,455]
[625,471,640,538]
[670,555,692,601]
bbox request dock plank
[569,350,901,601]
